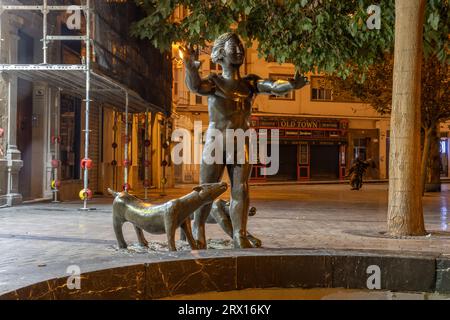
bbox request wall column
[3,22,23,205]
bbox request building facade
[0,1,174,206]
[175,40,450,183]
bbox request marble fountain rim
[1,248,449,299]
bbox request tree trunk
[425,123,441,192]
[420,127,432,195]
[387,0,426,236]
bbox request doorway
[310,145,339,180]
[267,144,298,181]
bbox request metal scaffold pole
[0,2,4,62]
[124,91,129,192]
[1,0,164,207]
[112,109,118,191]
[144,108,149,200]
[80,0,94,210]
[52,88,61,203]
[42,0,48,64]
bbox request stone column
[4,19,23,206]
[0,9,9,203]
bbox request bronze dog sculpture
[108,182,227,251]
[181,199,262,247]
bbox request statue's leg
[134,226,148,247]
[180,213,194,241]
[113,215,127,249]
[351,175,358,190]
[193,162,225,249]
[181,219,197,250]
[247,232,262,248]
[211,200,234,239]
[227,163,252,249]
[164,212,177,251]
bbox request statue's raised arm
[255,70,309,96]
[179,46,215,96]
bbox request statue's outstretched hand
[179,45,201,70]
[290,70,309,89]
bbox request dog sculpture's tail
[107,188,120,197]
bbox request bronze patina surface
[108,182,227,251]
[180,33,308,249]
[207,200,261,248]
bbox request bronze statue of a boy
[180,33,308,249]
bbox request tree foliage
[131,0,448,78]
[331,55,450,129]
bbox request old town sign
[251,116,348,142]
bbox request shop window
[299,143,309,164]
[353,138,367,161]
[60,94,81,180]
[269,74,296,101]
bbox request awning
[0,64,166,114]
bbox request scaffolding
[0,0,158,208]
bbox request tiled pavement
[0,183,449,294]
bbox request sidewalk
[0,183,449,294]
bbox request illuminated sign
[252,117,347,130]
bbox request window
[353,138,367,161]
[311,76,332,101]
[195,95,203,105]
[299,143,309,164]
[440,138,448,176]
[268,74,296,101]
[60,94,81,180]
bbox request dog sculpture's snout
[197,182,228,200]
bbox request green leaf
[427,12,440,30]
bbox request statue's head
[211,32,244,67]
